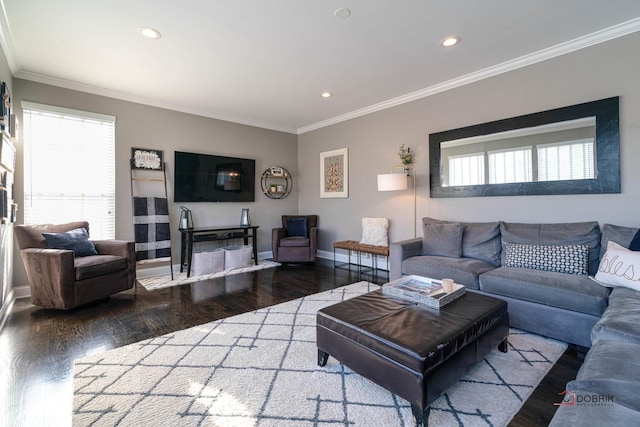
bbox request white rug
[73,282,567,426]
[137,260,281,290]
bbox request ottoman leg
[318,349,329,367]
[498,338,509,353]
[411,405,430,426]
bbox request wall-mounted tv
[174,151,255,202]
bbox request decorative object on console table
[320,148,348,198]
[0,82,11,135]
[240,208,251,226]
[131,147,164,170]
[179,206,193,230]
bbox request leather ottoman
[317,289,509,426]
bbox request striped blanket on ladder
[133,197,172,261]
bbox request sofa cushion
[75,255,128,280]
[503,242,589,275]
[600,223,639,259]
[479,267,609,316]
[591,286,640,345]
[402,255,496,289]
[594,241,640,292]
[360,217,389,246]
[421,218,462,257]
[279,236,310,247]
[570,339,640,412]
[43,227,98,257]
[462,222,501,266]
[500,221,601,275]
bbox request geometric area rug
[73,281,567,426]
[136,260,281,291]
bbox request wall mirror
[429,97,620,198]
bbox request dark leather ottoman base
[316,289,509,426]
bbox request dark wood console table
[179,225,259,277]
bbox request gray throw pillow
[462,222,501,266]
[421,219,463,258]
[42,227,98,257]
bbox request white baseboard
[0,285,30,332]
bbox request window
[538,139,594,181]
[22,102,116,239]
[488,147,532,184]
[447,153,484,186]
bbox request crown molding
[297,17,640,134]
[0,0,20,74]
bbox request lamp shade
[377,173,407,191]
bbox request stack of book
[382,275,465,309]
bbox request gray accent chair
[15,221,136,310]
[271,215,318,263]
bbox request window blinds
[22,101,116,239]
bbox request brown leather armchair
[14,221,136,310]
[272,215,318,263]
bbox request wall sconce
[377,165,417,237]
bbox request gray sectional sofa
[390,218,640,424]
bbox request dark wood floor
[0,259,582,426]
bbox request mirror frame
[429,97,620,198]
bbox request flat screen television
[174,151,255,202]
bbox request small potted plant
[269,183,278,193]
[398,144,413,165]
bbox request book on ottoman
[383,275,465,309]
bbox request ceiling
[1,1,640,134]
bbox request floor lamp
[377,165,416,238]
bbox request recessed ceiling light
[138,27,161,39]
[440,36,461,47]
[334,8,351,19]
[321,92,333,98]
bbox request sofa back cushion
[462,222,501,266]
[421,218,501,264]
[15,221,90,250]
[500,221,601,275]
[421,218,462,257]
[600,223,639,259]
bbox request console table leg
[317,349,329,367]
[498,338,509,353]
[411,405,430,426]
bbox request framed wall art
[131,147,164,170]
[0,134,16,172]
[320,148,348,198]
[0,82,11,136]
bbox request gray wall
[12,79,298,286]
[298,32,640,253]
